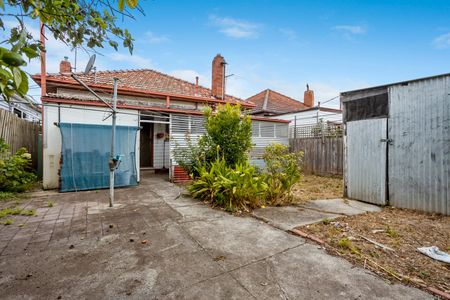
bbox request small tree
[202,103,252,167]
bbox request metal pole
[109,78,118,207]
[294,115,297,139]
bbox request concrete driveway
[0,174,431,299]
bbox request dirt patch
[292,174,343,203]
[298,207,450,295]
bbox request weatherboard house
[247,87,342,138]
[33,55,289,191]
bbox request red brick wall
[211,54,225,99]
[60,60,71,74]
[304,90,314,107]
[172,166,191,183]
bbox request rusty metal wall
[346,118,387,205]
[388,77,450,214]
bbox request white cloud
[333,25,366,35]
[433,32,450,49]
[145,31,170,44]
[169,69,210,87]
[107,53,153,69]
[209,15,260,39]
[279,28,298,41]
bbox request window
[344,93,388,122]
[171,114,189,133]
[260,122,275,137]
[276,124,288,138]
[191,116,206,134]
[252,121,260,137]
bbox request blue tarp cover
[59,123,139,192]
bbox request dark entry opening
[140,123,153,168]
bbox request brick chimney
[304,84,314,107]
[59,56,72,75]
[211,54,226,99]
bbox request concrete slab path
[252,198,381,231]
[0,175,430,299]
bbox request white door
[346,118,387,205]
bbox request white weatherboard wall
[43,104,139,189]
[169,114,289,172]
[273,108,342,126]
[251,121,289,167]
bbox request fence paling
[0,109,40,170]
[289,137,343,176]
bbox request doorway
[140,123,153,168]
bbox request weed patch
[0,207,36,219]
[1,218,13,225]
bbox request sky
[5,0,450,108]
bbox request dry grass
[292,174,343,203]
[299,207,450,294]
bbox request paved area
[252,198,381,230]
[0,174,431,299]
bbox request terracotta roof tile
[246,89,308,114]
[35,69,247,104]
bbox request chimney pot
[60,57,72,75]
[304,84,314,107]
[211,54,226,99]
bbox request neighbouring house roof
[246,89,309,115]
[271,106,342,116]
[32,69,254,107]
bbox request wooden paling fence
[0,109,40,169]
[290,137,343,176]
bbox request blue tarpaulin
[59,123,139,192]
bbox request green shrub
[188,159,267,212]
[173,135,210,178]
[173,103,252,177]
[202,103,252,167]
[0,139,36,192]
[263,143,303,205]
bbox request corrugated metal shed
[342,73,450,215]
[388,76,449,214]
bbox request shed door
[346,119,387,205]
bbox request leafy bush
[202,103,252,167]
[263,143,303,205]
[173,135,210,178]
[0,139,36,192]
[188,159,267,212]
[173,103,252,178]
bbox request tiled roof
[33,69,249,105]
[246,89,308,115]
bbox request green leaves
[126,0,138,9]
[263,144,303,205]
[0,139,36,193]
[118,0,125,11]
[0,0,142,101]
[188,158,267,212]
[203,103,252,167]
